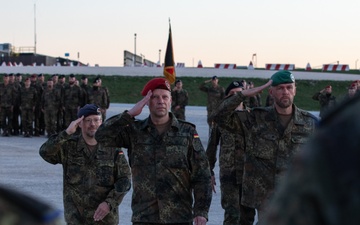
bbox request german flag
[163,21,176,84]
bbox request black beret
[93,77,100,84]
[175,79,182,84]
[38,73,44,77]
[141,78,171,96]
[69,74,75,78]
[225,81,244,96]
[59,75,65,79]
[81,75,87,80]
[8,73,14,77]
[212,76,218,80]
[16,73,21,77]
[77,104,101,118]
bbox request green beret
[271,70,295,86]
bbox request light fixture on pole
[159,49,161,66]
[134,33,137,67]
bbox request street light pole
[356,59,359,70]
[158,49,161,66]
[134,33,137,67]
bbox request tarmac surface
[0,103,319,224]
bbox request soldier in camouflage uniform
[211,71,318,224]
[39,104,131,225]
[95,78,212,225]
[80,75,91,107]
[206,81,255,225]
[0,74,15,136]
[171,79,189,120]
[63,74,82,128]
[54,74,65,132]
[312,85,336,119]
[199,76,225,125]
[9,73,22,135]
[37,73,47,135]
[41,78,61,137]
[89,77,108,121]
[94,76,110,120]
[30,74,44,136]
[263,91,360,225]
[19,77,38,137]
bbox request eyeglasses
[84,118,102,124]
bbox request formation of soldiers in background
[0,73,110,138]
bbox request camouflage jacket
[312,92,336,117]
[88,87,108,109]
[212,92,318,209]
[63,84,82,109]
[171,89,189,110]
[39,131,131,225]
[199,83,225,116]
[20,86,37,109]
[263,94,360,225]
[95,112,212,223]
[206,123,245,184]
[41,88,61,110]
[0,83,15,107]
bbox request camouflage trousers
[64,107,79,128]
[21,108,34,134]
[44,109,58,136]
[0,106,13,134]
[172,107,186,120]
[220,169,256,225]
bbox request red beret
[141,78,171,96]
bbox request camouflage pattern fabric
[63,84,82,127]
[312,91,336,118]
[10,81,22,135]
[263,94,360,225]
[0,83,15,134]
[20,86,38,134]
[42,87,62,136]
[31,80,44,135]
[95,112,212,224]
[39,131,131,225]
[206,124,255,225]
[171,89,189,120]
[199,82,225,124]
[88,87,108,121]
[211,92,317,216]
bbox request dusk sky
[2,0,360,69]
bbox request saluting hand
[65,116,83,135]
[128,90,152,117]
[241,80,272,97]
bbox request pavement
[0,103,319,224]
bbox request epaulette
[178,119,196,128]
[300,109,319,120]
